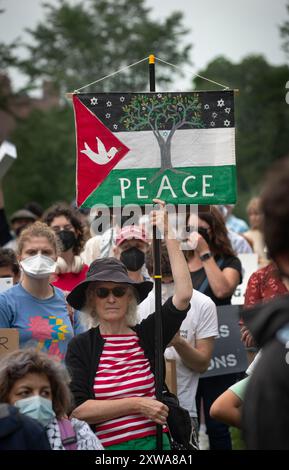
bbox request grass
[230,427,246,450]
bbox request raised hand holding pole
[149,54,163,451]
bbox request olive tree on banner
[121,94,204,179]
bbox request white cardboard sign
[231,253,259,305]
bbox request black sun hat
[66,257,153,310]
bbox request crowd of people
[0,156,289,451]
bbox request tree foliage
[0,7,19,71]
[193,55,289,215]
[3,105,76,213]
[19,0,192,93]
[2,0,192,213]
[280,1,289,61]
[3,1,289,217]
[0,40,18,71]
[0,9,20,112]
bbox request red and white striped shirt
[93,334,162,447]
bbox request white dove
[80,137,119,165]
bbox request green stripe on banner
[82,165,237,207]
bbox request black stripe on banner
[77,90,234,132]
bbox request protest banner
[0,329,19,358]
[72,89,236,208]
[71,55,237,449]
[202,305,248,378]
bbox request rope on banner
[155,56,231,90]
[67,55,238,98]
[73,56,150,93]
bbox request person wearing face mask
[0,248,21,285]
[138,242,218,445]
[185,207,242,307]
[42,204,89,293]
[114,225,150,283]
[0,348,103,450]
[0,222,83,361]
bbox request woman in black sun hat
[65,200,193,451]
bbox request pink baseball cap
[116,225,148,246]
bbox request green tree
[2,0,192,212]
[3,105,76,213]
[121,93,203,174]
[193,55,289,216]
[280,0,289,61]
[0,7,18,71]
[0,8,19,113]
[20,0,192,94]
[0,40,18,71]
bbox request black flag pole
[149,54,163,451]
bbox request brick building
[0,74,60,142]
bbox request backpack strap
[58,418,77,450]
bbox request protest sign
[232,253,259,305]
[202,305,248,378]
[0,141,17,179]
[0,329,19,358]
[72,91,236,207]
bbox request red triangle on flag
[73,95,130,207]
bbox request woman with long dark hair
[185,206,242,450]
[185,206,241,306]
[43,204,88,293]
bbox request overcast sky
[0,0,288,92]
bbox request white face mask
[161,282,175,303]
[15,395,55,427]
[20,254,57,279]
[0,277,13,293]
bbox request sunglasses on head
[95,286,128,298]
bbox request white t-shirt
[81,228,116,265]
[138,289,218,417]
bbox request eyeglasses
[95,286,128,298]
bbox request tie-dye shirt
[0,283,83,361]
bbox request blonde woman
[0,222,83,361]
[243,197,268,267]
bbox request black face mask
[197,227,211,245]
[120,247,145,272]
[58,230,77,251]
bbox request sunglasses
[95,286,128,298]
